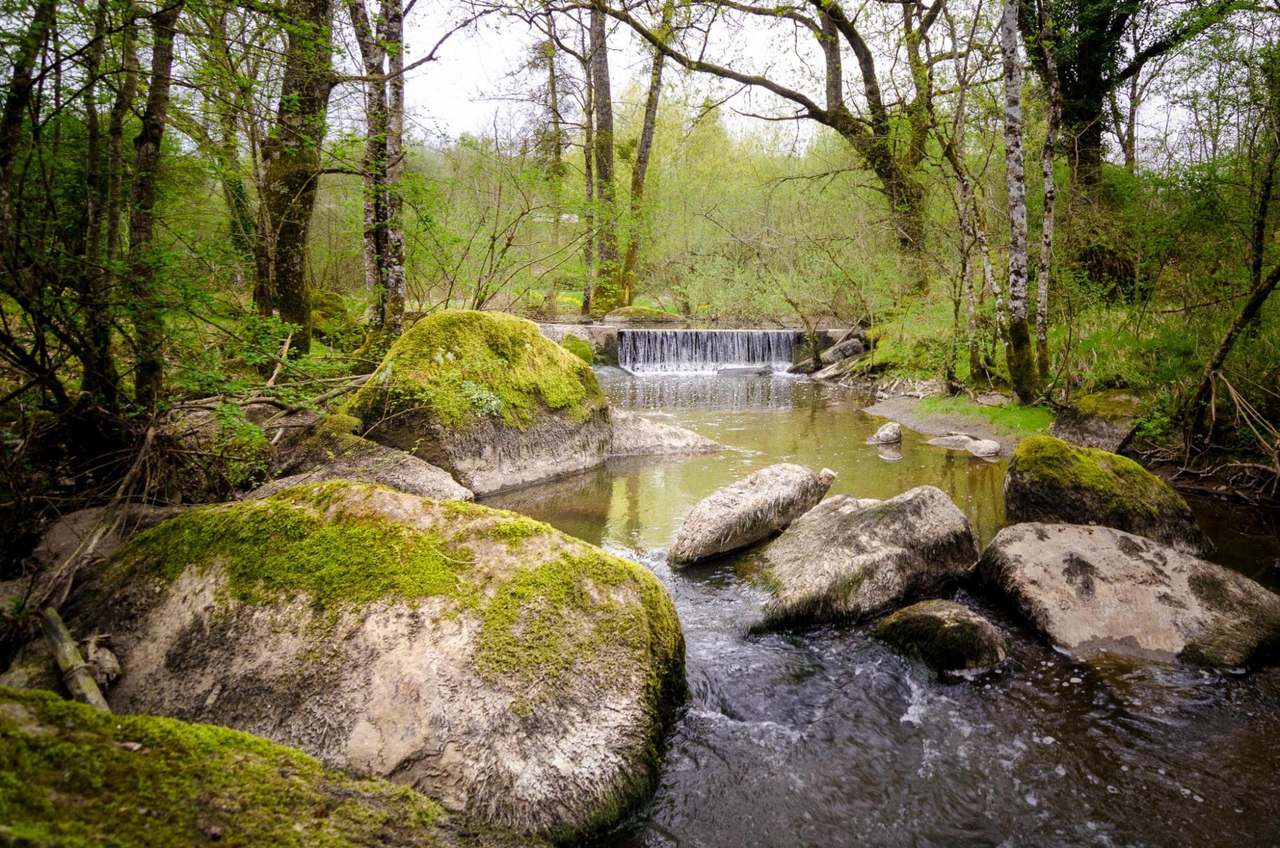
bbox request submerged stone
[668,463,835,565]
[349,310,610,496]
[0,686,541,847]
[759,487,979,629]
[874,600,1007,674]
[979,523,1280,667]
[867,421,902,445]
[53,481,684,842]
[609,409,723,457]
[1004,435,1210,555]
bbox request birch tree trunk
[127,0,185,411]
[544,11,564,314]
[1036,2,1062,383]
[346,0,387,310]
[580,21,595,316]
[1001,0,1037,403]
[382,0,406,335]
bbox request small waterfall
[618,329,796,374]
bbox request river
[488,372,1280,848]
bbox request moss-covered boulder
[254,413,472,501]
[56,482,684,842]
[873,600,1006,675]
[1005,435,1210,555]
[1049,389,1142,452]
[559,333,594,364]
[349,310,610,496]
[979,523,1280,667]
[0,686,540,847]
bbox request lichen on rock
[1004,435,1210,555]
[349,310,611,495]
[0,686,540,848]
[62,481,683,842]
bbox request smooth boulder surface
[668,464,835,565]
[873,600,1007,674]
[29,503,182,571]
[979,523,1280,666]
[819,335,866,365]
[609,409,722,457]
[867,421,902,445]
[759,487,979,628]
[59,481,684,841]
[251,413,472,501]
[350,310,610,496]
[927,432,1001,458]
[0,686,539,848]
[1005,435,1210,555]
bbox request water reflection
[485,373,1280,848]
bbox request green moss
[917,395,1055,437]
[560,334,594,365]
[0,686,464,847]
[1071,389,1144,420]
[349,310,605,430]
[112,483,475,615]
[1012,435,1184,517]
[318,412,362,436]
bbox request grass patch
[917,395,1055,437]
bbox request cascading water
[618,329,796,373]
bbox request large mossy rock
[1049,389,1142,452]
[873,600,1007,675]
[668,463,834,565]
[759,487,979,629]
[253,412,473,501]
[61,481,684,842]
[349,311,610,496]
[0,686,540,848]
[1005,435,1210,555]
[979,523,1280,667]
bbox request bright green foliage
[917,396,1055,437]
[602,305,681,323]
[349,310,605,430]
[0,686,479,847]
[1011,435,1188,517]
[560,334,595,364]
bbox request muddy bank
[861,395,1019,457]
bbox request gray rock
[668,464,835,565]
[249,421,472,501]
[874,600,1007,674]
[609,409,722,458]
[57,482,684,840]
[867,421,902,445]
[717,366,772,376]
[927,432,1001,458]
[759,487,979,628]
[1005,435,1211,555]
[979,523,1280,667]
[1049,390,1142,452]
[819,336,866,365]
[30,504,184,572]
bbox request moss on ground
[560,334,594,365]
[1011,435,1186,517]
[917,395,1055,437]
[0,686,499,848]
[602,305,681,322]
[349,310,604,431]
[1070,389,1144,420]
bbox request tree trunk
[587,6,621,317]
[0,0,57,244]
[1036,4,1061,383]
[261,0,333,354]
[580,21,595,316]
[127,0,185,411]
[618,1,671,307]
[105,7,138,268]
[346,0,387,315]
[381,0,406,336]
[1001,0,1036,404]
[544,11,564,315]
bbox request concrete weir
[538,322,846,373]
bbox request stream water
[487,372,1280,848]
